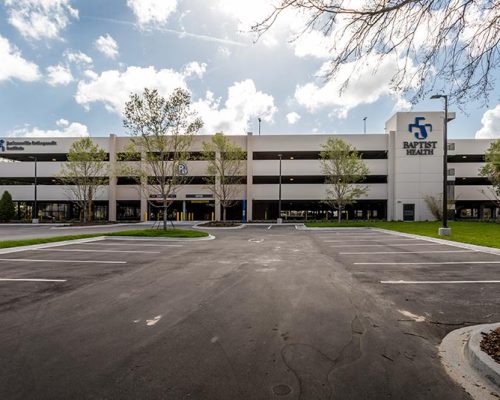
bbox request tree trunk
[82,202,87,223]
[163,200,168,230]
[338,206,342,223]
[87,200,93,223]
[223,206,227,221]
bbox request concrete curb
[103,235,216,242]
[50,224,131,230]
[193,223,246,230]
[466,323,500,389]
[440,325,500,399]
[0,236,106,255]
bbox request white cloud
[75,63,204,114]
[94,34,119,59]
[217,46,232,58]
[475,105,500,139]
[295,54,417,118]
[65,50,93,67]
[0,35,40,82]
[286,112,301,125]
[5,0,79,41]
[183,61,207,79]
[10,120,89,137]
[46,64,73,86]
[56,118,69,126]
[194,79,277,134]
[127,0,177,28]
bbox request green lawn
[305,221,500,249]
[0,228,208,249]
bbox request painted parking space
[0,238,198,309]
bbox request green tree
[479,139,500,218]
[0,191,15,222]
[203,132,246,221]
[320,138,369,222]
[122,88,203,230]
[58,137,109,223]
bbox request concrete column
[140,152,147,221]
[214,149,221,221]
[246,132,253,222]
[386,131,396,221]
[182,200,187,221]
[108,134,117,222]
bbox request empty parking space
[0,238,196,309]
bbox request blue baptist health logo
[409,117,432,140]
[0,139,5,152]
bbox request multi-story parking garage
[0,111,497,222]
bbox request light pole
[277,153,282,223]
[363,117,367,134]
[258,117,262,135]
[430,94,451,236]
[28,155,38,223]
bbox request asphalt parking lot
[0,225,498,399]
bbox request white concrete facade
[0,111,497,222]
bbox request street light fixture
[430,94,451,236]
[277,153,282,223]
[27,155,38,223]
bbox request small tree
[0,191,15,222]
[58,137,108,223]
[203,132,246,221]
[122,88,203,230]
[479,139,500,218]
[320,138,369,222]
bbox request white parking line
[355,261,500,265]
[35,249,160,254]
[78,243,183,247]
[267,225,272,230]
[340,250,477,255]
[0,258,126,264]
[328,243,444,247]
[0,278,67,282]
[324,239,416,243]
[381,280,500,284]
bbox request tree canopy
[253,0,500,106]
[320,137,369,221]
[122,88,203,229]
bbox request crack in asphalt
[281,315,366,399]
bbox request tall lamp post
[277,153,282,223]
[430,94,451,236]
[28,155,38,223]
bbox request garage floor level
[0,226,498,399]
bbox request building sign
[1,139,58,151]
[177,163,188,175]
[403,117,437,155]
[186,194,212,199]
[149,194,177,199]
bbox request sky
[0,0,499,140]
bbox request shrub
[0,191,15,222]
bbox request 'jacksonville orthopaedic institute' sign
[403,117,438,155]
[0,139,58,151]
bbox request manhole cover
[272,384,292,396]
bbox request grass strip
[0,228,208,249]
[304,221,500,249]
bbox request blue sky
[0,0,499,139]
